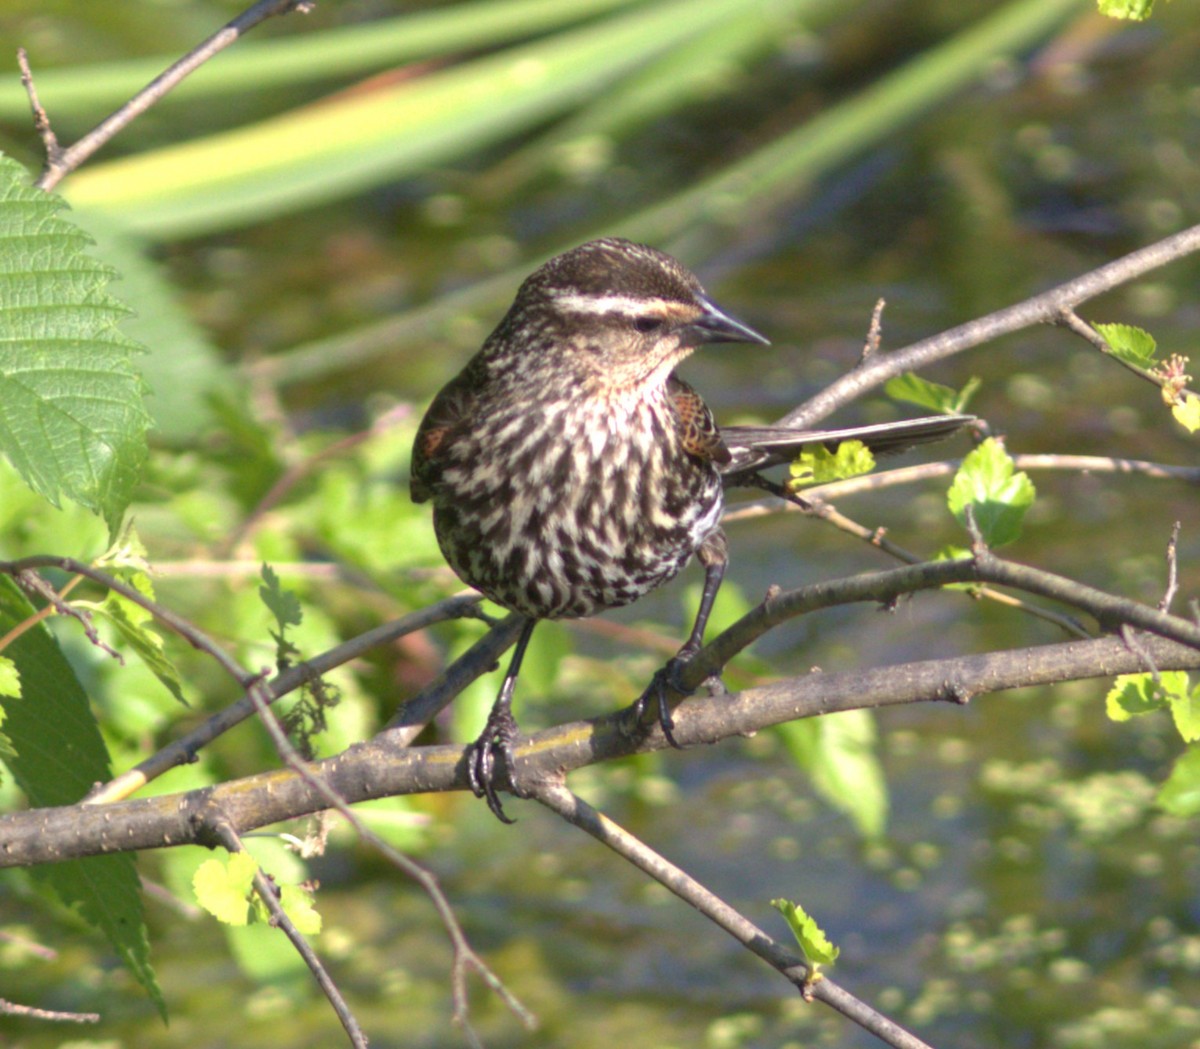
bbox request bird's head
[488,238,769,391]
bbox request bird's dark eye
[633,315,665,334]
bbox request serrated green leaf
[0,575,163,1016]
[0,154,152,536]
[886,373,981,414]
[1171,394,1200,434]
[777,710,888,838]
[0,654,19,698]
[771,898,840,966]
[790,441,875,488]
[279,884,322,936]
[1096,0,1156,19]
[1158,745,1200,816]
[193,852,259,926]
[1095,322,1158,365]
[947,438,1035,547]
[87,592,187,706]
[260,563,303,631]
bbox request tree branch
[780,220,1200,428]
[2,633,1196,869]
[20,0,314,191]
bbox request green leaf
[777,710,888,838]
[1158,745,1200,816]
[260,563,304,631]
[1095,322,1158,366]
[279,884,322,936]
[1170,685,1200,744]
[1171,394,1200,434]
[947,438,1035,547]
[0,654,19,698]
[886,373,981,414]
[1106,672,1172,721]
[771,898,840,967]
[789,441,876,489]
[1106,672,1200,742]
[193,851,259,927]
[86,591,187,706]
[0,154,151,535]
[0,575,163,1017]
[1096,0,1157,19]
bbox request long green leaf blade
[0,576,163,1016]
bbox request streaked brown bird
[411,237,969,820]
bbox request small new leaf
[772,898,840,968]
[790,441,875,489]
[81,590,187,705]
[886,373,981,414]
[193,851,259,926]
[1094,322,1157,366]
[947,438,1035,547]
[1171,394,1200,434]
[1107,672,1200,743]
[279,884,322,936]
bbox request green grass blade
[64,0,756,237]
[0,0,642,119]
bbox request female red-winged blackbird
[412,237,969,820]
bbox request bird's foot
[465,704,522,824]
[628,652,700,749]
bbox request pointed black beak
[683,294,770,346]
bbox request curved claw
[631,655,694,749]
[466,707,520,824]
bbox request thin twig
[21,0,314,191]
[1161,521,1181,613]
[533,784,937,1049]
[862,298,886,362]
[780,221,1200,428]
[208,816,368,1048]
[0,998,99,1024]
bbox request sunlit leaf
[947,438,1035,548]
[789,441,875,489]
[1171,394,1200,434]
[193,852,259,927]
[771,898,840,967]
[1095,321,1157,366]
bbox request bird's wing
[668,375,732,467]
[720,415,975,477]
[409,364,484,503]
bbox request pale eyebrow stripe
[547,292,677,316]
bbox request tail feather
[720,415,975,479]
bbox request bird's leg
[632,530,728,747]
[467,616,537,823]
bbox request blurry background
[0,1,1198,1046]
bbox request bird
[410,237,971,821]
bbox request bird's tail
[720,414,975,479]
